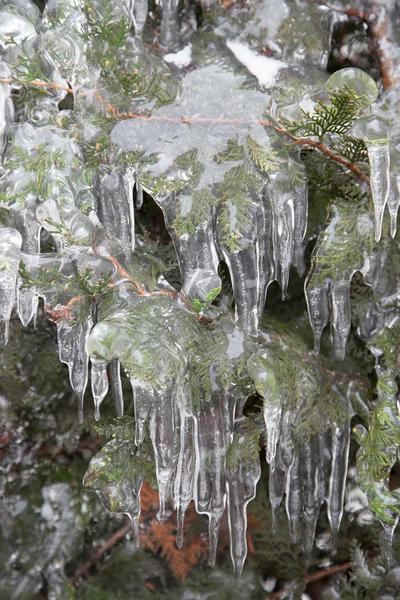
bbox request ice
[91,359,109,421]
[327,421,351,540]
[149,385,175,523]
[58,318,93,423]
[109,360,124,417]
[131,0,148,40]
[326,68,379,107]
[264,168,295,297]
[135,182,144,211]
[160,193,221,302]
[292,164,308,275]
[93,169,136,251]
[226,441,261,585]
[269,411,295,525]
[131,379,154,446]
[0,228,22,344]
[381,520,399,569]
[83,438,146,550]
[16,277,38,327]
[331,280,351,360]
[0,59,13,161]
[285,453,301,544]
[301,436,322,555]
[351,116,391,242]
[220,233,259,336]
[248,355,282,464]
[174,379,195,548]
[194,391,235,566]
[159,0,181,51]
[387,161,400,238]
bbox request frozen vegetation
[1,0,400,598]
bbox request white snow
[226,40,287,87]
[164,44,192,68]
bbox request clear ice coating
[0,227,22,343]
[1,0,398,586]
[326,67,379,107]
[350,116,392,242]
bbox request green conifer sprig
[285,86,367,142]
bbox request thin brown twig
[107,110,370,185]
[270,560,353,599]
[1,75,370,185]
[0,77,73,94]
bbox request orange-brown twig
[108,110,370,185]
[0,77,73,94]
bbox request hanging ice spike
[351,116,392,242]
[0,228,22,344]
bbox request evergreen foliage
[2,0,400,599]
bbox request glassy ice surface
[2,0,400,591]
[326,67,379,107]
[0,227,22,343]
[351,116,392,241]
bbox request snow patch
[226,40,287,87]
[164,44,192,68]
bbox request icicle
[0,228,22,344]
[149,385,175,523]
[131,379,154,446]
[285,453,301,544]
[331,279,351,360]
[0,59,13,161]
[91,359,109,421]
[351,116,391,242]
[109,359,124,417]
[220,232,259,336]
[387,168,400,238]
[248,355,282,464]
[160,193,221,302]
[305,281,330,353]
[292,165,308,276]
[135,181,144,210]
[159,0,181,51]
[17,279,38,328]
[327,421,351,540]
[380,519,399,569]
[93,168,136,250]
[58,318,93,423]
[301,436,322,555]
[84,437,145,550]
[256,191,275,317]
[226,442,261,586]
[194,390,235,566]
[264,169,295,297]
[321,10,348,55]
[13,201,41,327]
[174,380,195,549]
[269,411,296,527]
[130,0,148,40]
[264,394,282,465]
[318,428,332,503]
